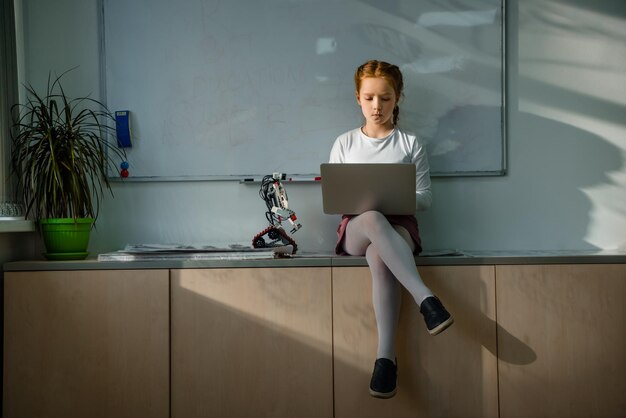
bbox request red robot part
[252,225,298,254]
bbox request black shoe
[369,358,397,399]
[420,296,454,335]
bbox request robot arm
[252,173,302,252]
[266,173,302,234]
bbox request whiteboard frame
[99,0,507,182]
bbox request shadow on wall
[509,111,623,248]
[418,0,626,251]
[513,0,626,248]
[421,109,624,252]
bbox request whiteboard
[102,0,505,179]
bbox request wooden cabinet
[170,267,333,418]
[3,270,169,418]
[332,265,499,418]
[4,262,625,418]
[496,264,626,418]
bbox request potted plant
[10,70,126,260]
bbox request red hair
[354,60,404,124]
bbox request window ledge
[0,219,36,233]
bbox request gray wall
[14,0,626,255]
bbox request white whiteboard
[102,0,505,179]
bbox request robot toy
[252,173,302,253]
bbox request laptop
[320,163,416,215]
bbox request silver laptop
[320,163,416,215]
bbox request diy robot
[252,173,302,253]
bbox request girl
[329,60,454,399]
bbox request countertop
[4,250,626,272]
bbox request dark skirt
[335,214,423,255]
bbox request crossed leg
[342,211,433,360]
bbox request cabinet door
[171,267,333,418]
[3,270,169,418]
[497,264,626,418]
[333,265,498,418]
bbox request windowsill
[0,218,36,232]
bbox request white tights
[342,211,433,361]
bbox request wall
[15,0,626,255]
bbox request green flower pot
[39,218,94,260]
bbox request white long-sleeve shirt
[328,128,432,211]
